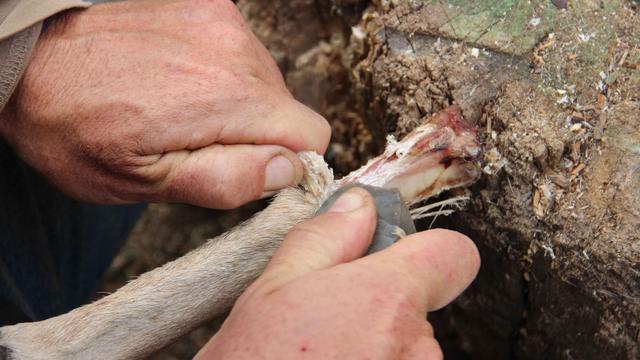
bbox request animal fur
[0,186,319,359]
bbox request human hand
[0,0,329,208]
[197,187,480,359]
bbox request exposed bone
[337,107,480,205]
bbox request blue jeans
[0,140,144,325]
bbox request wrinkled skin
[198,188,480,359]
[0,0,330,209]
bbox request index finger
[136,87,331,157]
[217,94,332,154]
[354,228,480,314]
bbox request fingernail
[264,155,296,191]
[328,189,364,213]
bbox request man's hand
[198,187,480,359]
[0,0,330,208]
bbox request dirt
[102,1,640,358]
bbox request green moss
[422,0,556,55]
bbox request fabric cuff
[0,22,42,113]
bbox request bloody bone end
[337,106,480,205]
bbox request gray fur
[0,333,13,360]
[0,346,11,360]
[0,188,318,360]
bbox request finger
[260,187,377,287]
[141,92,331,158]
[215,94,332,155]
[356,229,480,314]
[147,144,304,209]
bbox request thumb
[154,144,304,209]
[259,187,377,288]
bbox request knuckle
[201,66,260,102]
[242,63,278,89]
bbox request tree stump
[238,0,639,358]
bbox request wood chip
[597,93,607,110]
[533,34,556,64]
[548,173,570,189]
[534,142,548,169]
[572,163,586,176]
[533,52,545,64]
[571,141,582,162]
[533,189,544,217]
[570,112,585,122]
[618,50,629,66]
[538,34,556,51]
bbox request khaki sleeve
[0,0,92,111]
